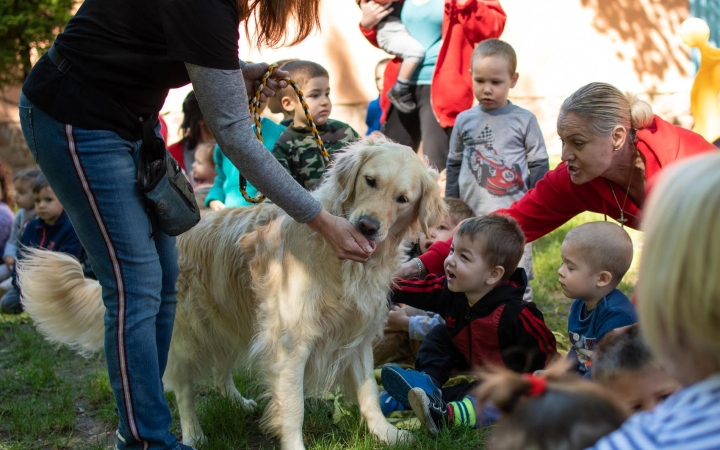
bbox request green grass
[0,213,640,449]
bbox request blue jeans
[19,94,182,450]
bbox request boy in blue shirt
[0,173,83,314]
[557,222,637,377]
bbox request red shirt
[419,115,718,274]
[359,0,506,128]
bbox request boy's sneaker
[380,364,441,409]
[379,390,406,415]
[408,387,449,435]
[387,82,417,114]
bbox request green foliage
[0,0,75,92]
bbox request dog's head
[317,135,446,243]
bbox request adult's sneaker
[380,364,441,409]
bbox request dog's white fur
[18,137,446,450]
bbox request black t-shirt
[23,0,241,140]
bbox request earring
[614,147,619,152]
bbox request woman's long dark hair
[237,0,322,48]
[180,91,204,150]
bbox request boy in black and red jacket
[381,215,556,434]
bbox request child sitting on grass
[592,325,680,414]
[381,215,556,432]
[588,147,720,449]
[558,222,637,377]
[1,174,83,314]
[375,198,475,368]
[271,60,360,191]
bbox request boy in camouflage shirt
[271,60,360,190]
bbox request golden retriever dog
[18,136,446,450]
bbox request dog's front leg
[266,343,311,450]
[346,343,412,445]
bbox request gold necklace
[606,150,637,226]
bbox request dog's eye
[365,176,376,188]
[397,195,408,203]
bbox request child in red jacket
[380,214,556,431]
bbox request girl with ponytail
[477,362,627,450]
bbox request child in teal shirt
[206,116,285,209]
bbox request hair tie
[523,374,548,397]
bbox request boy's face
[34,186,63,225]
[471,55,518,111]
[444,234,500,301]
[285,76,332,127]
[375,62,388,93]
[14,180,35,210]
[603,368,681,414]
[191,152,216,184]
[558,241,605,300]
[419,215,459,254]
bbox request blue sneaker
[379,390,406,415]
[381,364,441,409]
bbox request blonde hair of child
[560,82,654,137]
[637,151,720,375]
[563,221,633,285]
[195,142,215,166]
[444,197,474,225]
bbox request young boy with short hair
[446,38,549,303]
[375,197,476,369]
[271,60,360,190]
[0,174,83,314]
[558,222,638,377]
[381,215,556,431]
[592,325,680,414]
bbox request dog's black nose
[358,216,380,237]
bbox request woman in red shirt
[401,82,718,277]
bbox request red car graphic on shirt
[466,136,525,197]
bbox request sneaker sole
[381,367,415,409]
[408,388,440,436]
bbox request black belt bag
[48,44,200,236]
[136,117,200,236]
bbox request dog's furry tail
[17,248,105,357]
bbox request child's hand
[384,306,410,332]
[3,255,14,270]
[209,200,226,211]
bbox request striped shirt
[588,374,720,450]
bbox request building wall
[0,0,700,168]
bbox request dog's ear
[327,141,373,214]
[417,163,447,237]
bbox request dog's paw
[182,432,207,447]
[240,397,257,411]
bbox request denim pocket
[17,106,39,163]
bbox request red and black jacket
[391,268,556,373]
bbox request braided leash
[241,64,329,203]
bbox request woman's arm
[187,63,375,261]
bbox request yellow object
[680,18,720,144]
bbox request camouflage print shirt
[271,119,360,190]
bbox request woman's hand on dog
[307,210,376,262]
